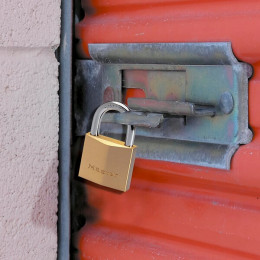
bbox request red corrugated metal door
[75,1,260,259]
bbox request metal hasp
[74,42,253,169]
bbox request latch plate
[74,43,252,169]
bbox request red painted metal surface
[76,0,260,259]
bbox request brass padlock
[78,101,137,192]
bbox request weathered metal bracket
[74,43,252,169]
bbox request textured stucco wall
[0,1,60,259]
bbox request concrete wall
[0,1,60,259]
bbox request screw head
[219,92,234,114]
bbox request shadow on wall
[31,158,58,230]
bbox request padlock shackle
[90,101,135,147]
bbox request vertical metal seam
[58,0,73,259]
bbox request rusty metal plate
[74,43,252,169]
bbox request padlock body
[79,133,137,191]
